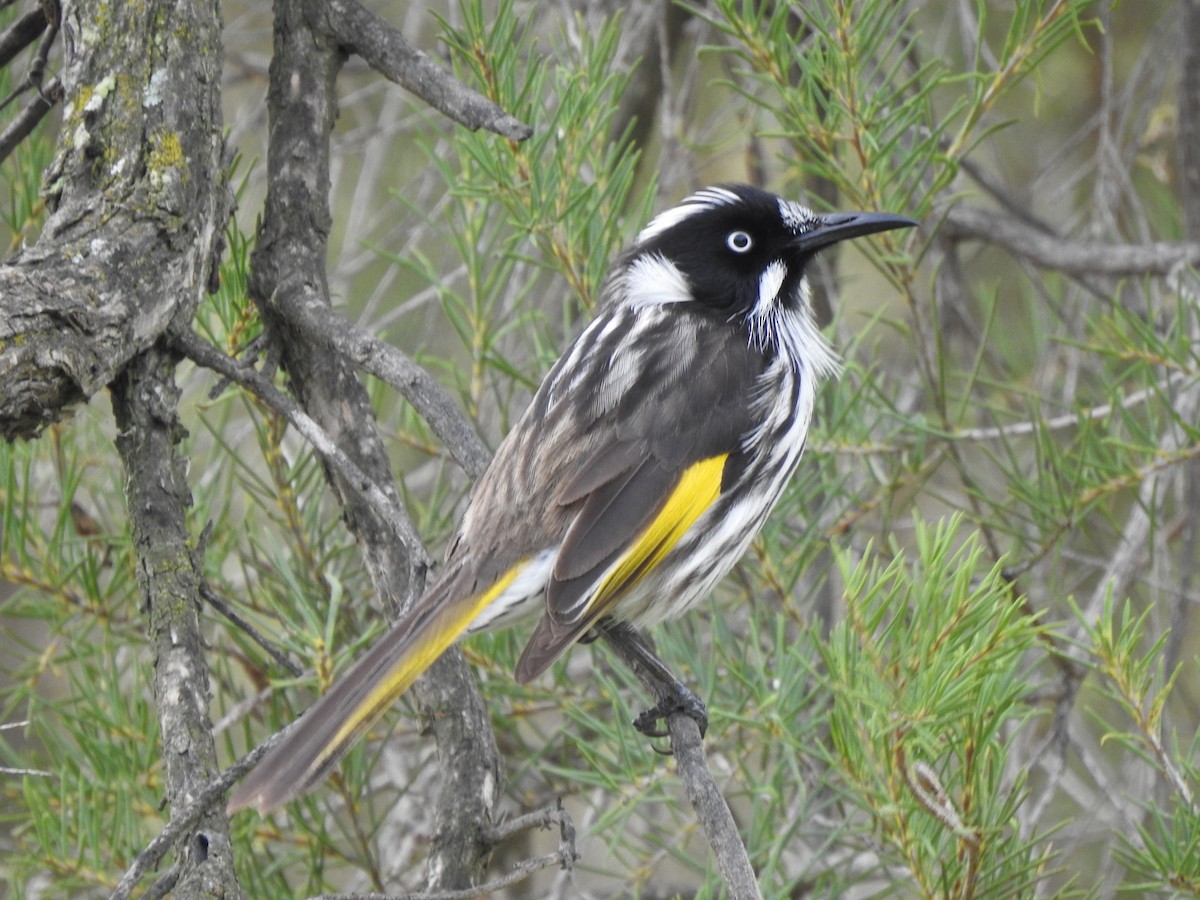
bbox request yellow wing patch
[590,453,727,610]
[325,561,527,755]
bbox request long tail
[228,565,514,813]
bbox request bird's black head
[625,184,916,320]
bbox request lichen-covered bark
[112,347,242,900]
[0,0,229,440]
[1,0,516,890]
[0,0,238,893]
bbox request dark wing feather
[513,313,769,682]
[549,448,675,601]
[555,437,644,508]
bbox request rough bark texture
[112,348,242,900]
[0,0,236,892]
[250,0,429,615]
[246,0,503,888]
[0,0,228,441]
[417,652,504,887]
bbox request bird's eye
[726,230,753,253]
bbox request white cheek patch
[623,253,692,308]
[756,260,788,312]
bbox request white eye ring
[726,230,753,253]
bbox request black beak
[790,211,918,254]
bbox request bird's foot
[633,681,708,740]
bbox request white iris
[727,231,753,253]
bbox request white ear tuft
[622,253,692,308]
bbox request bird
[228,183,916,813]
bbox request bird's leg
[596,619,708,739]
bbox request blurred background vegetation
[3,0,1199,896]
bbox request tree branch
[0,75,60,163]
[309,0,532,141]
[272,298,490,480]
[0,0,230,441]
[0,7,47,69]
[312,804,577,900]
[598,624,762,900]
[246,0,504,889]
[939,203,1200,277]
[173,329,432,570]
[111,741,276,900]
[111,347,242,900]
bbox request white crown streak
[636,204,704,243]
[636,186,743,243]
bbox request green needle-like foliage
[2,0,1198,896]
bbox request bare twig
[111,739,280,900]
[482,802,574,848]
[194,519,304,678]
[172,329,433,571]
[0,7,45,69]
[940,203,1200,277]
[948,369,1193,442]
[0,75,60,165]
[276,299,491,480]
[1,723,53,778]
[598,623,762,900]
[1074,383,1200,644]
[200,582,304,679]
[309,0,532,141]
[28,0,60,89]
[311,804,578,900]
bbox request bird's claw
[632,685,709,742]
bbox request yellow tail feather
[229,560,527,813]
[323,563,525,755]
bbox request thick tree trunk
[0,1,238,894]
[0,0,228,440]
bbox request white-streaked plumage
[228,183,915,813]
